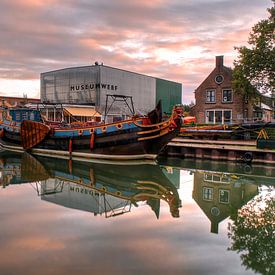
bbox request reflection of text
[70,186,100,196]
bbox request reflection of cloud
[10,237,65,251]
[0,0,271,101]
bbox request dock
[166,138,275,164]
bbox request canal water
[0,151,274,275]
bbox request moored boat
[0,104,183,161]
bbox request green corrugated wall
[156,78,182,114]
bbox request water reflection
[159,157,275,274]
[228,193,275,275]
[0,151,182,219]
[1,152,274,275]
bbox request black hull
[1,127,179,158]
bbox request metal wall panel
[99,66,156,115]
[40,66,100,104]
[41,65,182,117]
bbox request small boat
[180,124,233,139]
[0,104,183,161]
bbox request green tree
[228,193,275,274]
[233,1,275,96]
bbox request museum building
[40,63,182,119]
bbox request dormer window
[222,89,233,103]
[206,89,216,103]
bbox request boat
[180,124,233,139]
[0,103,183,161]
[0,151,182,218]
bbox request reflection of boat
[0,151,50,186]
[0,104,183,161]
[0,151,181,218]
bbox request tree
[233,1,275,96]
[228,193,275,274]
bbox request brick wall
[193,56,252,124]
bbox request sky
[0,0,272,104]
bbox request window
[224,110,232,123]
[22,112,27,120]
[215,110,222,124]
[203,187,213,201]
[15,112,20,121]
[215,75,224,84]
[255,97,261,107]
[222,89,233,103]
[219,190,230,203]
[204,173,231,184]
[205,109,232,124]
[206,110,214,123]
[206,89,216,103]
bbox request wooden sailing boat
[0,102,183,161]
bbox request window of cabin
[29,112,35,121]
[206,89,216,103]
[15,112,20,121]
[222,89,233,103]
[22,112,27,120]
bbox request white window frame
[206,89,216,103]
[203,187,213,201]
[205,109,232,124]
[222,89,233,103]
[219,189,230,204]
[204,173,231,184]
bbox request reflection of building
[40,179,131,217]
[40,64,182,115]
[161,166,180,189]
[192,171,258,233]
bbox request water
[0,151,274,275]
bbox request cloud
[0,0,272,102]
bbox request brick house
[191,56,267,124]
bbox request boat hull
[0,105,183,161]
[0,125,179,161]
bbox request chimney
[216,55,224,68]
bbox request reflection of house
[192,171,258,233]
[191,56,273,124]
[40,179,130,217]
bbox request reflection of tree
[228,193,275,275]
